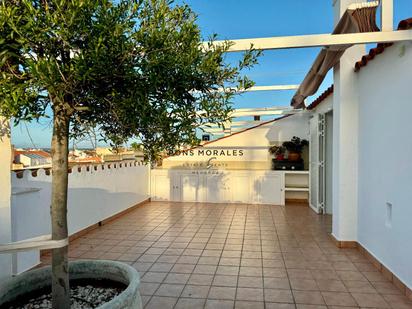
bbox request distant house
[14,150,51,168]
[96,147,144,162]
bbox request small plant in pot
[268,145,286,161]
[282,136,309,161]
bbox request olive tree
[0,0,259,307]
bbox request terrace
[41,201,411,308]
[1,0,412,308]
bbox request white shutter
[309,113,326,214]
[309,115,319,212]
[318,113,326,214]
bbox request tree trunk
[51,112,70,309]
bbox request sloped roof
[306,17,412,110]
[163,115,291,159]
[14,150,51,158]
[355,18,412,72]
[307,85,334,110]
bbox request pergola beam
[203,30,412,52]
[223,84,299,92]
[203,120,265,128]
[191,84,299,94]
[230,106,303,117]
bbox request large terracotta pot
[0,260,142,309]
[288,152,301,161]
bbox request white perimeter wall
[9,163,150,274]
[357,41,412,288]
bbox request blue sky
[12,0,412,148]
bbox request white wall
[10,162,150,274]
[163,113,310,169]
[0,121,12,280]
[357,41,412,288]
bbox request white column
[332,0,365,241]
[0,119,12,279]
[381,0,393,32]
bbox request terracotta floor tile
[222,250,242,258]
[293,290,325,305]
[42,202,408,308]
[157,255,179,264]
[382,293,412,307]
[238,276,264,288]
[315,279,347,292]
[263,268,288,278]
[236,287,264,302]
[205,299,235,309]
[164,273,190,285]
[290,279,319,291]
[336,270,367,281]
[155,283,185,297]
[235,300,265,309]
[351,292,390,308]
[139,282,160,296]
[362,271,390,282]
[265,303,296,309]
[149,262,173,272]
[145,296,178,309]
[213,275,239,287]
[198,256,220,265]
[321,291,357,306]
[176,255,199,264]
[264,277,290,290]
[141,271,168,283]
[170,263,195,274]
[208,286,237,300]
[193,264,217,275]
[372,281,403,295]
[310,269,339,280]
[343,280,377,293]
[295,305,326,309]
[217,265,240,276]
[188,274,214,285]
[174,297,206,309]
[264,289,294,303]
[239,266,263,277]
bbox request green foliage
[282,136,309,154]
[0,0,260,160]
[130,141,143,151]
[268,145,285,156]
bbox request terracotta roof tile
[14,150,51,158]
[307,85,334,110]
[355,18,412,72]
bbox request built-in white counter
[151,169,308,205]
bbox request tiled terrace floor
[43,202,412,309]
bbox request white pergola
[198,0,409,137]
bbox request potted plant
[268,145,286,161]
[282,136,309,161]
[0,260,141,309]
[0,0,259,307]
